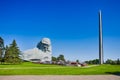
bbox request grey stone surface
[22,38,52,62]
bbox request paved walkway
[0,75,120,80]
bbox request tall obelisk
[99,10,103,64]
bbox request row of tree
[52,55,120,65]
[52,54,65,62]
[105,59,120,65]
[0,37,22,64]
[85,59,120,65]
[85,59,99,64]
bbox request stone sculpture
[23,38,52,63]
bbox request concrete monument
[23,38,52,63]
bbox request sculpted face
[37,38,51,52]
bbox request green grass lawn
[0,62,120,75]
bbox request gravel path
[0,75,120,80]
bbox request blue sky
[0,0,120,61]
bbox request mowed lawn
[0,62,120,75]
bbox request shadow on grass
[106,72,120,76]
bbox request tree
[0,48,3,64]
[4,45,10,63]
[85,59,99,64]
[117,58,120,65]
[0,37,4,64]
[92,59,99,64]
[57,54,65,61]
[76,59,79,63]
[4,40,22,64]
[105,59,113,64]
[52,56,57,61]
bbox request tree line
[0,37,22,64]
[85,58,120,65]
[105,59,120,65]
[52,55,120,65]
[52,54,65,62]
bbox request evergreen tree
[4,40,22,64]
[116,58,120,65]
[76,59,79,63]
[0,48,3,63]
[4,45,10,63]
[0,37,4,64]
